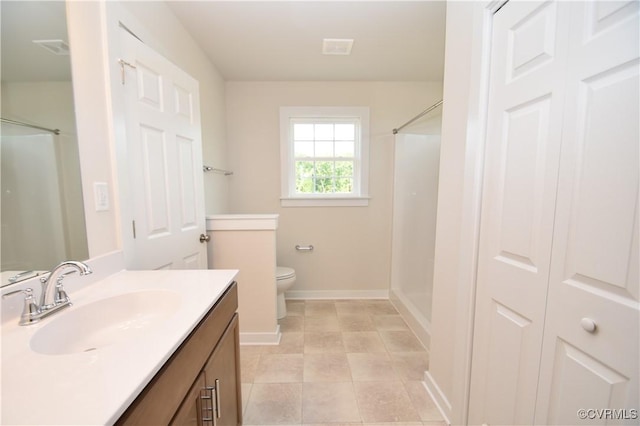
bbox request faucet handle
[3,287,34,299]
[2,288,42,325]
[54,282,71,305]
[54,271,76,304]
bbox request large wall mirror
[1,1,88,286]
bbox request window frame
[280,106,370,207]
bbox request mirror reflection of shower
[1,1,88,286]
[2,123,66,282]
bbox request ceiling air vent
[32,39,70,56]
[322,38,354,55]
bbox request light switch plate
[94,182,110,212]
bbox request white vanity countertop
[1,268,238,426]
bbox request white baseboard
[389,288,431,349]
[240,325,281,345]
[423,371,452,425]
[285,289,389,300]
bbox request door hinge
[132,220,137,239]
[118,58,137,85]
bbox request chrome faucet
[2,261,92,325]
[39,261,92,309]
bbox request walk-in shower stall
[389,100,442,348]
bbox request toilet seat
[276,266,296,320]
[276,266,295,280]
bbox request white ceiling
[1,1,446,83]
[166,1,446,82]
[1,1,71,82]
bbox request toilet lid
[276,266,295,280]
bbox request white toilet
[276,266,296,319]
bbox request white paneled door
[469,2,571,423]
[470,1,639,425]
[535,1,639,424]
[120,30,207,270]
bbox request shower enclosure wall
[390,132,441,348]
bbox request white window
[280,106,370,207]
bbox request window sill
[280,196,370,207]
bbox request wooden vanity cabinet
[171,315,240,426]
[117,282,241,426]
[170,372,206,426]
[202,314,241,426]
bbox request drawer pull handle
[215,379,222,419]
[580,317,597,333]
[200,388,213,426]
[201,386,216,425]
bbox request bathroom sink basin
[30,289,181,355]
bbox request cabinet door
[204,314,241,426]
[171,372,207,426]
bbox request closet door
[534,2,639,424]
[468,2,571,424]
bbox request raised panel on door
[177,135,198,231]
[544,340,632,425]
[139,124,171,238]
[482,302,535,423]
[535,2,639,423]
[174,83,194,124]
[136,62,164,111]
[121,29,207,270]
[469,2,571,424]
[174,132,205,270]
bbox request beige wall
[67,0,120,257]
[225,81,442,295]
[210,229,278,343]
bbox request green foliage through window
[292,120,357,195]
[295,160,354,194]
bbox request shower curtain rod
[1,117,61,135]
[392,99,443,135]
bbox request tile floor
[240,299,446,426]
